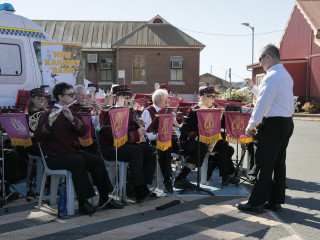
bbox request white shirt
[141,104,160,142]
[246,63,294,131]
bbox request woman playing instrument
[25,88,48,156]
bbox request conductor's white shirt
[246,63,294,131]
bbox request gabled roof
[279,0,320,48]
[34,20,146,50]
[34,15,205,50]
[298,0,320,34]
[112,15,205,49]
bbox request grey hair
[73,85,86,94]
[199,86,207,92]
[152,89,168,103]
[260,44,280,60]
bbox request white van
[0,3,52,109]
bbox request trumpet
[49,100,77,118]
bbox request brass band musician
[35,82,123,215]
[98,85,157,203]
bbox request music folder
[146,107,176,133]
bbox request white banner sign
[41,42,84,87]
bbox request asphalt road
[242,119,320,240]
[280,119,320,239]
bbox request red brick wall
[82,48,201,94]
[118,48,200,94]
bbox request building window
[256,73,265,86]
[82,58,86,79]
[100,58,112,82]
[133,56,146,81]
[170,56,183,81]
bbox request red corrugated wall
[278,5,320,97]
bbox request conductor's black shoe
[99,198,125,209]
[264,202,282,212]
[79,201,97,215]
[174,178,196,189]
[163,179,173,193]
[236,202,263,213]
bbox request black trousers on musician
[46,151,113,202]
[101,143,156,186]
[182,140,208,167]
[248,117,294,206]
[151,141,172,181]
[207,140,235,180]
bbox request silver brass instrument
[28,111,44,132]
[49,100,77,118]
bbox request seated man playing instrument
[35,82,123,215]
[175,86,237,188]
[141,89,177,193]
[98,85,157,203]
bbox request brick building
[35,15,205,100]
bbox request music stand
[145,111,187,203]
[177,108,216,196]
[96,107,143,215]
[0,125,31,212]
[224,108,255,185]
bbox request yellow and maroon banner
[156,114,174,151]
[0,113,32,147]
[78,113,93,147]
[214,99,242,109]
[225,112,253,144]
[108,107,129,148]
[197,109,222,144]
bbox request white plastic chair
[95,130,128,201]
[37,143,75,215]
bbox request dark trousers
[248,117,294,205]
[151,141,172,181]
[207,140,235,180]
[101,143,156,186]
[46,152,113,202]
[182,140,208,167]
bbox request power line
[179,28,283,37]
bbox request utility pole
[229,68,232,99]
[210,66,213,75]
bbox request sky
[9,0,295,82]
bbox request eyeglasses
[62,93,74,97]
[35,97,46,102]
[259,54,267,63]
[206,95,215,99]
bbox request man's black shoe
[99,198,125,209]
[221,175,231,188]
[264,202,281,212]
[144,187,157,198]
[236,202,263,213]
[79,201,97,215]
[174,178,196,189]
[229,176,240,186]
[163,179,173,193]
